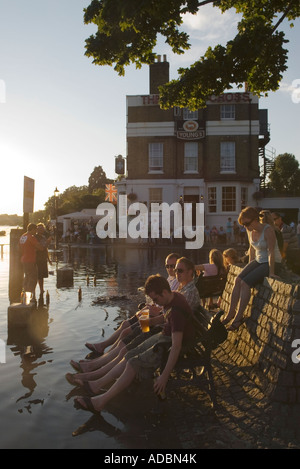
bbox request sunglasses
[165,264,176,269]
[174,268,185,274]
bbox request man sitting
[74,274,195,414]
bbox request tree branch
[271,2,293,34]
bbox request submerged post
[9,229,24,304]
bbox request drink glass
[139,310,150,333]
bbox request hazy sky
[0,1,299,215]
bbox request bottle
[20,289,25,304]
[46,290,50,306]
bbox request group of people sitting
[66,205,289,416]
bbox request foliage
[44,185,106,218]
[88,165,113,191]
[268,153,300,195]
[0,214,23,226]
[83,0,299,109]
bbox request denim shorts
[238,260,282,287]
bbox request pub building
[116,55,270,235]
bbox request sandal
[74,396,97,414]
[227,318,245,331]
[82,381,95,396]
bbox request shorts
[36,259,48,279]
[124,324,164,350]
[238,260,282,287]
[126,333,172,381]
[22,262,38,293]
[128,315,139,327]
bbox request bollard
[46,290,50,306]
[78,286,82,302]
[9,229,24,304]
[56,267,74,288]
[86,275,90,286]
[7,302,36,327]
[93,275,97,286]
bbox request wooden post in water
[9,229,24,304]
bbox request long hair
[238,206,259,225]
[209,249,226,276]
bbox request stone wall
[218,265,300,404]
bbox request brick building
[117,56,269,230]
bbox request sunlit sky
[0,1,299,215]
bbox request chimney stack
[149,55,170,94]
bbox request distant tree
[268,153,300,195]
[88,165,113,192]
[83,0,299,109]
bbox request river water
[0,228,206,449]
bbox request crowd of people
[17,206,299,417]
[61,218,98,244]
[64,206,300,416]
[205,218,248,246]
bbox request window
[208,187,217,213]
[220,142,236,173]
[149,188,163,204]
[183,108,198,120]
[184,142,198,172]
[220,104,235,120]
[149,143,163,172]
[241,187,248,209]
[222,187,236,212]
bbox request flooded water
[0,228,208,449]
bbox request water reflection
[7,306,52,405]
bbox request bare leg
[222,277,242,324]
[78,341,125,372]
[74,346,128,383]
[90,357,129,392]
[81,361,137,413]
[85,319,132,354]
[230,280,251,325]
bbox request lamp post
[54,187,59,250]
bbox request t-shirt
[281,223,298,250]
[162,292,195,344]
[202,263,218,277]
[19,233,39,263]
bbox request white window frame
[184,142,198,173]
[222,186,236,212]
[149,143,164,173]
[220,142,236,173]
[220,104,235,120]
[208,187,217,213]
[241,187,248,209]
